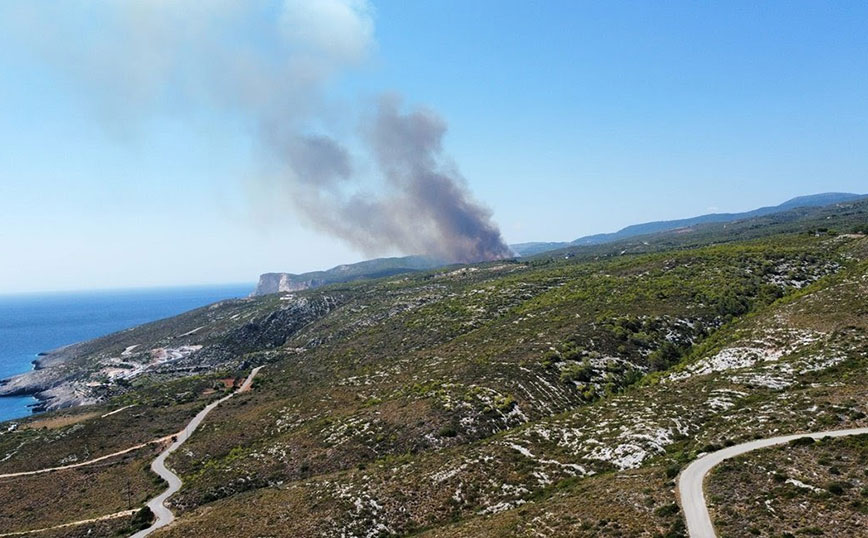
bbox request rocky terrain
[708,434,868,537]
[0,198,865,537]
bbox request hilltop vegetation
[0,199,866,536]
[513,192,866,255]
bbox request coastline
[0,349,70,415]
[0,284,254,423]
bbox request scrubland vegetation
[0,200,866,536]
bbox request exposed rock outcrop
[251,255,446,296]
[253,273,324,295]
[0,294,337,413]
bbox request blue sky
[1,1,866,292]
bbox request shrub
[654,503,679,517]
[127,507,154,532]
[560,359,594,384]
[649,342,683,371]
[827,482,846,495]
[438,425,457,438]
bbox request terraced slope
[0,203,865,537]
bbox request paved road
[130,366,263,538]
[678,427,868,538]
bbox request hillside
[511,192,866,256]
[0,199,866,537]
[571,192,866,246]
[707,434,868,536]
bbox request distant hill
[252,255,445,295]
[526,195,868,265]
[509,241,571,257]
[255,192,867,293]
[512,192,865,256]
[570,192,866,246]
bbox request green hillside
[0,200,866,537]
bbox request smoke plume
[0,0,512,263]
[285,96,513,262]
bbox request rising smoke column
[0,0,512,263]
[284,96,512,263]
[365,96,512,262]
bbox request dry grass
[0,451,161,533]
[21,412,100,431]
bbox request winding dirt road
[0,437,172,479]
[678,427,868,538]
[0,509,136,537]
[131,366,262,538]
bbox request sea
[0,283,253,423]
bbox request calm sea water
[0,284,253,422]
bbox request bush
[560,359,594,384]
[700,443,721,453]
[438,425,458,438]
[654,503,680,517]
[715,291,751,317]
[827,482,847,495]
[648,342,683,371]
[542,350,561,367]
[126,507,154,532]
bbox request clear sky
[1,0,866,293]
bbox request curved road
[130,366,263,538]
[678,427,868,538]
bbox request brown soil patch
[23,412,99,430]
[219,378,237,389]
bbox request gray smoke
[0,0,512,263]
[284,96,512,262]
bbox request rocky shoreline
[0,347,90,413]
[0,293,338,416]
